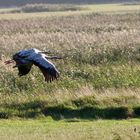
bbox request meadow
[0,3,140,139]
[1,118,140,140]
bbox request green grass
[2,63,140,95]
[0,118,140,140]
[0,88,140,119]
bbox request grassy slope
[0,4,140,119]
[0,118,140,140]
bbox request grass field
[0,3,140,139]
[1,118,140,140]
[0,3,139,19]
[0,3,140,117]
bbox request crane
[5,48,62,82]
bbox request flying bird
[5,48,62,82]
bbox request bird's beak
[4,59,14,65]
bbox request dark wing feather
[17,63,33,76]
[32,56,59,82]
[13,54,33,76]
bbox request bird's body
[5,48,60,82]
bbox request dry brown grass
[0,12,140,111]
[0,13,139,55]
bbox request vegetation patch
[21,4,86,13]
[0,94,139,119]
[0,103,137,119]
[1,4,86,14]
[0,10,140,120]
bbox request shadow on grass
[1,98,140,120]
[0,100,140,120]
[43,105,130,120]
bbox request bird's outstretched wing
[12,48,60,82]
[31,55,60,82]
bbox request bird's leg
[45,56,63,59]
[40,51,52,54]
